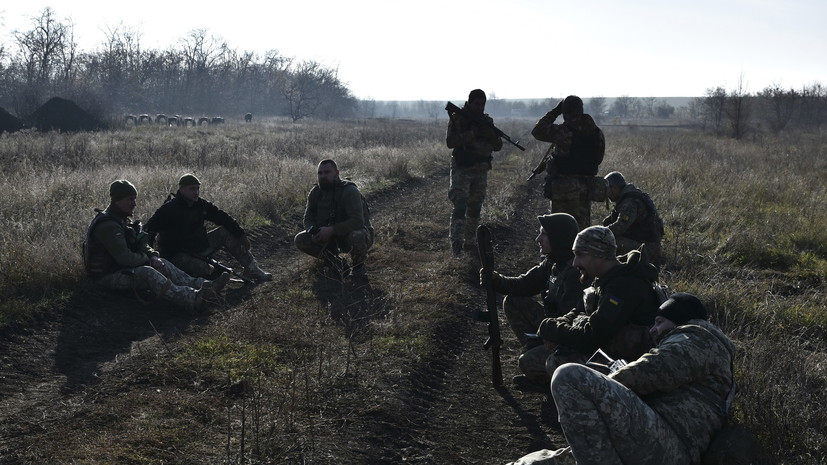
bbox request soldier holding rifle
[445,89,503,257]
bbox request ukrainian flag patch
[608,296,621,306]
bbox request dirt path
[0,160,567,464]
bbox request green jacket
[84,205,158,277]
[303,180,366,237]
[494,255,585,317]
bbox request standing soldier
[603,171,665,266]
[531,95,605,230]
[145,174,272,283]
[294,159,374,281]
[446,89,503,257]
[84,180,229,311]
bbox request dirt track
[0,163,569,464]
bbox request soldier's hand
[479,269,501,288]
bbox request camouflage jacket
[537,248,659,359]
[303,180,366,237]
[84,205,157,277]
[610,319,735,464]
[603,184,664,243]
[531,112,604,176]
[446,109,503,167]
[494,255,586,317]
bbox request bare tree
[610,95,634,118]
[586,97,606,122]
[13,8,71,86]
[701,87,727,134]
[725,75,752,139]
[758,84,797,133]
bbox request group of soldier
[83,91,734,465]
[447,90,735,465]
[84,160,374,312]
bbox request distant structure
[31,97,103,132]
[244,113,252,123]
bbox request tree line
[0,8,357,122]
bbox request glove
[548,100,564,120]
[479,269,501,289]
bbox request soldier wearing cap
[83,180,229,311]
[446,89,503,257]
[506,293,735,465]
[145,173,271,283]
[603,171,665,266]
[534,225,661,378]
[531,95,605,231]
[479,213,587,388]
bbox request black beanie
[179,173,201,186]
[656,293,709,326]
[109,179,137,201]
[468,89,486,102]
[538,213,578,260]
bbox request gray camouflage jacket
[610,319,735,464]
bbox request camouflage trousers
[170,227,255,278]
[96,259,205,310]
[616,236,663,267]
[549,176,591,231]
[294,228,373,267]
[503,295,545,346]
[449,162,489,245]
[552,363,691,465]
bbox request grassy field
[0,118,825,463]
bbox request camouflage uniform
[603,183,664,266]
[532,111,605,231]
[446,106,503,250]
[506,319,734,465]
[295,179,373,268]
[537,247,660,376]
[85,206,207,311]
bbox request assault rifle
[189,253,255,285]
[527,144,556,182]
[476,225,503,387]
[445,101,526,151]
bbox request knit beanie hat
[468,89,487,102]
[538,213,578,259]
[109,179,137,201]
[656,292,709,326]
[573,226,617,259]
[179,173,201,186]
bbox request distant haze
[2,0,825,101]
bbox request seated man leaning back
[535,225,661,379]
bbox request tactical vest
[82,210,137,278]
[612,188,664,242]
[554,126,604,176]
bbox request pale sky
[1,0,825,101]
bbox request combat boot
[242,260,272,282]
[202,272,231,293]
[193,286,219,312]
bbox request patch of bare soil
[0,163,565,464]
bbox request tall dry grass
[0,118,445,319]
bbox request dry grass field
[0,118,825,464]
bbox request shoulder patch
[607,296,622,306]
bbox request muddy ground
[0,164,573,464]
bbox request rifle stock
[476,225,503,387]
[445,101,526,151]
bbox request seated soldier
[84,180,229,311]
[603,171,664,266]
[505,293,736,465]
[294,159,373,281]
[480,213,586,389]
[145,174,271,283]
[536,226,661,378]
